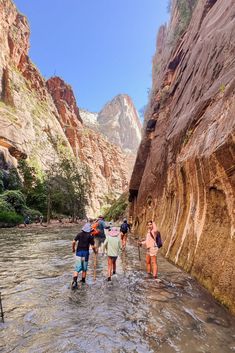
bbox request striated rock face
[0,0,70,171]
[0,0,130,216]
[97,94,142,153]
[129,0,235,313]
[47,77,129,214]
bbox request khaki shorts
[146,247,158,257]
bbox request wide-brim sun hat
[82,222,91,233]
[109,227,119,237]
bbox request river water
[0,227,234,353]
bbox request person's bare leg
[108,257,112,279]
[82,271,86,280]
[151,256,158,278]
[123,235,127,250]
[112,259,116,274]
[72,271,78,288]
[146,254,151,275]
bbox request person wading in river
[93,216,106,255]
[138,220,159,280]
[120,219,130,250]
[71,222,97,289]
[103,227,122,281]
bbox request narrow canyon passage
[0,227,234,353]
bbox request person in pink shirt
[139,220,159,279]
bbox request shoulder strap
[149,231,156,240]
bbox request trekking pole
[94,253,97,281]
[138,244,141,261]
[0,292,4,323]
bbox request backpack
[120,223,128,233]
[156,231,163,248]
[91,222,101,236]
[150,231,163,248]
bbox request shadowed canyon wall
[129,0,235,313]
[0,0,141,216]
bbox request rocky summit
[129,0,235,313]
[0,0,141,216]
[80,95,142,154]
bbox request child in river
[103,227,122,281]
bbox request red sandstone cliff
[47,77,129,213]
[129,0,235,313]
[0,0,130,215]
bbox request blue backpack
[156,231,163,248]
[150,231,163,248]
[120,223,128,233]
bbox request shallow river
[0,227,234,353]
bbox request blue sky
[14,0,169,114]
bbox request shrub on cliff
[0,211,23,227]
[170,0,198,44]
[0,170,4,193]
[0,190,26,215]
[5,167,22,190]
[0,199,14,213]
[104,192,128,221]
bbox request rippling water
[0,227,234,353]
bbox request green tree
[0,190,26,214]
[6,167,22,190]
[0,170,4,193]
[45,156,90,222]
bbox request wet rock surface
[0,228,234,353]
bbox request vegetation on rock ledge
[104,192,128,221]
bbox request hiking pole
[0,292,4,323]
[94,253,97,281]
[138,244,141,261]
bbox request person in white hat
[71,222,97,288]
[103,227,122,281]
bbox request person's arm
[118,239,122,253]
[91,245,97,254]
[72,234,79,253]
[72,240,76,253]
[152,222,157,236]
[138,237,146,246]
[90,235,97,254]
[103,238,108,251]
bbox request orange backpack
[91,222,101,236]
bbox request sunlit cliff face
[129,0,235,314]
[0,0,142,216]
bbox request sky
[14,0,169,114]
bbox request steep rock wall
[0,0,129,216]
[0,0,71,171]
[47,77,129,214]
[129,0,235,313]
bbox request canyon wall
[0,0,140,216]
[129,0,235,313]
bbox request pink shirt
[142,222,157,249]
